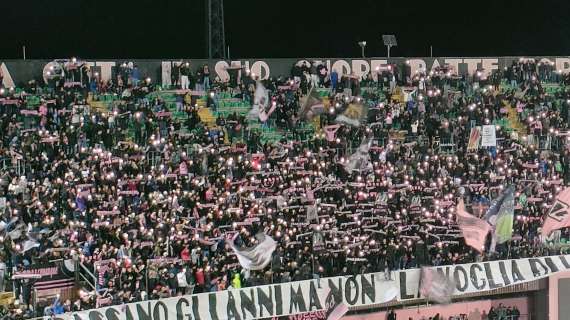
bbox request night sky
[1,0,569,59]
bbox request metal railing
[0,157,28,176]
[421,314,531,320]
[350,279,544,313]
[75,261,96,292]
[146,150,162,168]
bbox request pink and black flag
[456,199,492,252]
[542,187,570,236]
[324,287,349,320]
[419,267,456,304]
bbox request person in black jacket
[387,309,397,320]
[511,306,520,320]
[171,61,181,88]
[488,307,497,320]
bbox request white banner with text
[52,255,570,320]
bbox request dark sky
[1,0,569,59]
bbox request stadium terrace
[0,56,569,320]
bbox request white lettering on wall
[96,62,116,82]
[539,58,554,67]
[351,60,370,79]
[230,61,247,72]
[331,60,351,75]
[463,59,481,76]
[370,59,388,81]
[42,61,62,84]
[215,61,231,82]
[430,59,441,72]
[408,59,426,75]
[556,58,570,74]
[444,59,462,75]
[251,61,270,80]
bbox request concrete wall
[2,56,570,88]
[343,297,529,320]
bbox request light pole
[382,35,397,59]
[358,41,367,58]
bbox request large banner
[52,255,570,320]
[53,273,395,320]
[3,56,570,88]
[398,255,570,301]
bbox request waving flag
[483,186,515,223]
[467,127,481,151]
[345,138,373,172]
[335,100,368,127]
[456,199,491,252]
[472,200,490,218]
[22,239,40,253]
[323,287,349,320]
[482,186,515,244]
[248,81,269,121]
[419,267,456,304]
[259,102,277,122]
[494,188,515,243]
[229,233,276,270]
[300,87,325,120]
[542,187,570,236]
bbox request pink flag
[179,161,188,175]
[305,187,315,202]
[456,199,491,252]
[323,287,350,320]
[420,267,456,304]
[542,188,570,236]
[324,124,341,142]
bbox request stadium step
[198,108,216,127]
[196,98,207,108]
[87,93,110,113]
[505,102,527,136]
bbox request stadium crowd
[0,57,568,319]
[399,303,522,319]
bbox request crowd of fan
[397,303,522,319]
[0,58,568,318]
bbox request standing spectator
[203,64,210,91]
[131,64,140,87]
[488,307,497,320]
[512,306,520,320]
[171,61,181,88]
[180,62,191,90]
[331,68,339,92]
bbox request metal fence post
[145,261,149,294]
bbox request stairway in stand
[198,107,216,127]
[504,101,527,136]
